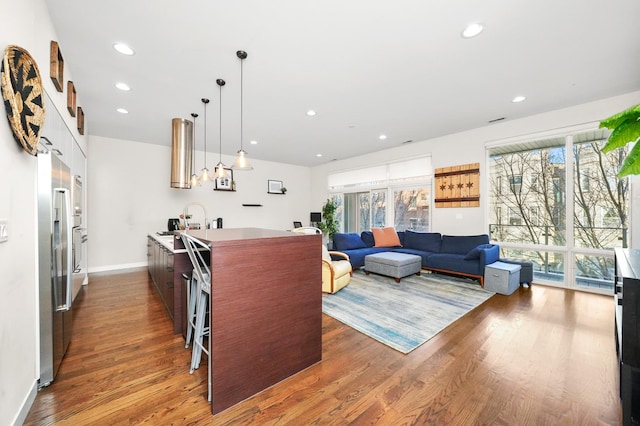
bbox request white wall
[311,91,640,240]
[87,135,311,271]
[0,0,88,424]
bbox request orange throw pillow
[372,227,402,247]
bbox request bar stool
[183,271,197,349]
[181,233,212,401]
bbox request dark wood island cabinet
[147,234,191,335]
[183,227,322,415]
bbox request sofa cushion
[403,230,442,253]
[463,243,495,260]
[440,234,490,255]
[333,233,367,251]
[361,231,375,247]
[427,253,483,276]
[372,227,402,247]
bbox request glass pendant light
[214,79,227,179]
[198,98,211,183]
[232,50,253,170]
[190,112,199,187]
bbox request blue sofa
[332,230,499,285]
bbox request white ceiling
[44,0,640,167]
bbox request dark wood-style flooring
[24,268,621,425]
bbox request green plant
[600,103,640,177]
[317,198,339,239]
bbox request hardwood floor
[24,268,621,425]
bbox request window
[393,188,430,231]
[509,175,522,192]
[488,129,629,293]
[328,157,432,233]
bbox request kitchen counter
[148,232,185,253]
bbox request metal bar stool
[183,271,197,349]
[181,233,212,401]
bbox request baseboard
[88,261,147,274]
[13,381,37,426]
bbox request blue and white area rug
[322,270,495,354]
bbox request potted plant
[317,198,339,246]
[600,103,640,176]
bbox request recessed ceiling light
[250,140,258,145]
[306,110,317,116]
[512,96,526,103]
[316,154,322,157]
[116,108,129,114]
[379,134,387,140]
[113,42,134,56]
[462,23,484,38]
[115,82,131,91]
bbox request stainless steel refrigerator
[37,152,73,388]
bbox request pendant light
[190,112,199,187]
[232,50,253,170]
[198,98,211,183]
[214,79,228,179]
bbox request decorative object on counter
[232,50,253,171]
[76,106,84,135]
[49,41,64,92]
[197,97,212,183]
[67,81,76,116]
[268,179,284,194]
[189,112,198,187]
[1,45,45,155]
[215,167,234,191]
[214,79,228,179]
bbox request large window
[328,157,431,233]
[488,129,629,293]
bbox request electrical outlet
[0,219,7,242]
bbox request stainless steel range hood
[171,118,193,189]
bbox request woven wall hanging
[1,45,46,155]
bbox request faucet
[183,202,209,230]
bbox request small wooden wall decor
[76,106,84,135]
[67,81,76,116]
[49,41,64,92]
[434,162,480,208]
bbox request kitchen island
[181,227,322,415]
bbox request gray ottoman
[364,252,422,283]
[500,258,533,285]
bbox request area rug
[322,270,495,354]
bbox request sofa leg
[395,277,400,283]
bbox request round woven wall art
[1,45,45,155]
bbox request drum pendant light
[232,50,253,170]
[190,112,199,187]
[214,79,228,179]
[198,98,211,183]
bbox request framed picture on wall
[268,180,283,194]
[214,168,234,191]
